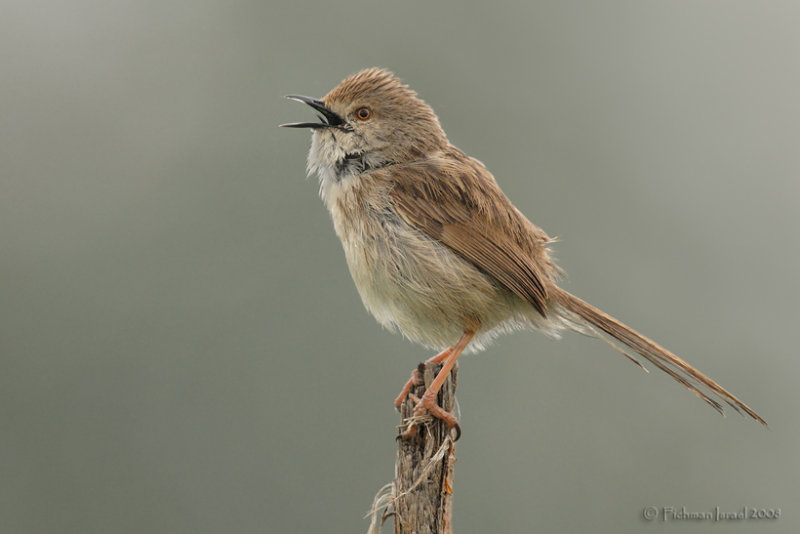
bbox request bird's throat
[335,152,368,176]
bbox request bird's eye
[356,107,371,121]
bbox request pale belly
[335,207,536,352]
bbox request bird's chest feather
[324,176,417,299]
[322,173,502,339]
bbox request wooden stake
[369,362,458,534]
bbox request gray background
[2,1,798,533]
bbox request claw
[394,331,474,441]
[393,368,425,410]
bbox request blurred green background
[2,1,798,533]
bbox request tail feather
[551,287,766,426]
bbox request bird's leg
[393,347,453,410]
[412,331,473,423]
[400,331,474,439]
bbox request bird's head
[282,68,448,181]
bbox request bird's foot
[395,333,473,441]
[399,392,461,441]
[393,348,454,410]
[393,363,426,410]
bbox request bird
[281,67,766,437]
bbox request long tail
[551,287,767,426]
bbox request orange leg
[393,347,453,409]
[400,331,475,439]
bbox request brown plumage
[282,67,766,433]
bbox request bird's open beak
[280,95,345,129]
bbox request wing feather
[388,153,556,317]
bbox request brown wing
[388,152,556,317]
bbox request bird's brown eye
[356,107,371,120]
